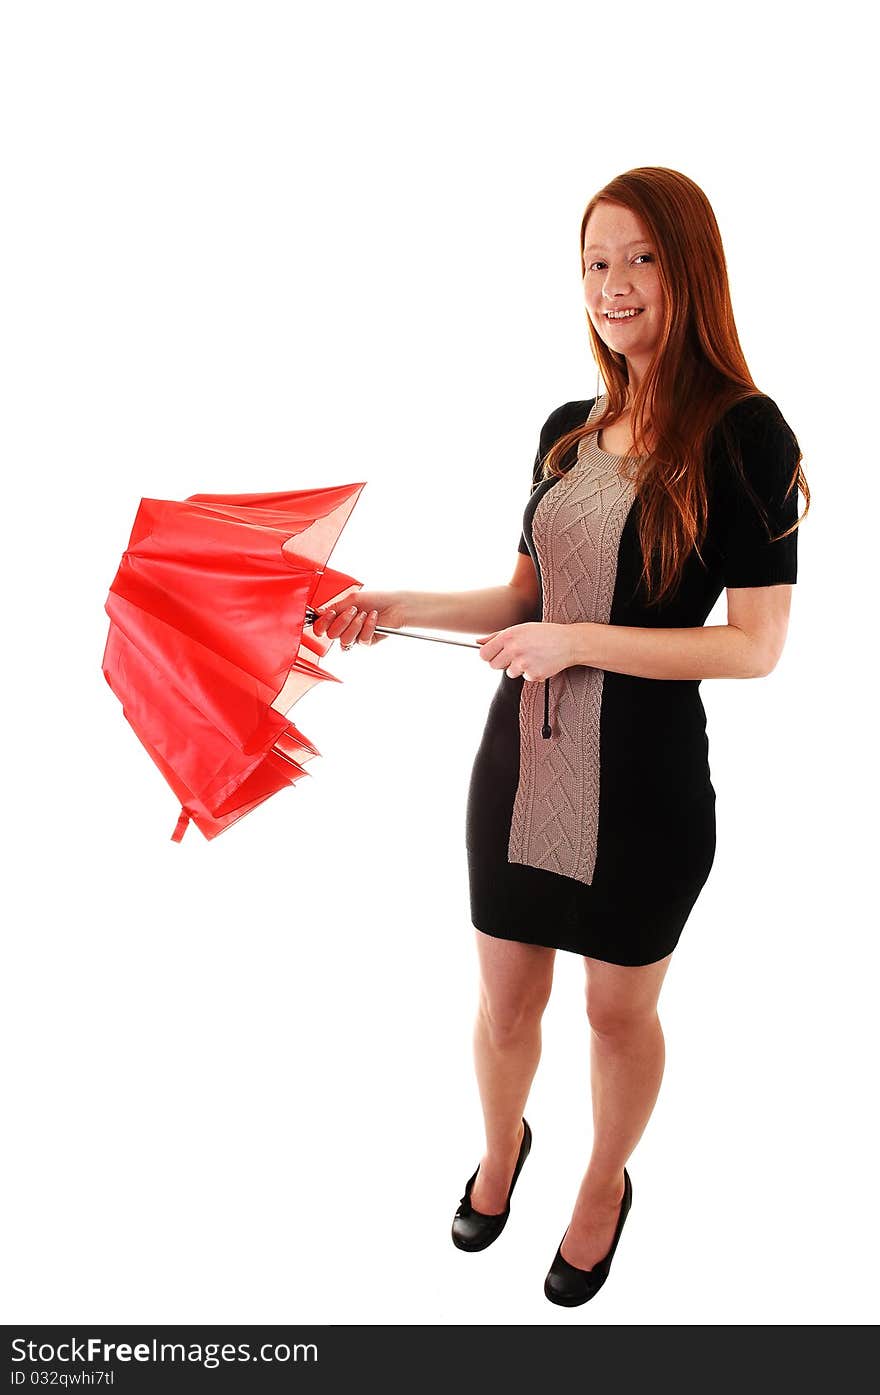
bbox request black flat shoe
[451,1117,532,1252]
[544,1168,632,1307]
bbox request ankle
[486,1118,524,1161]
[578,1167,626,1206]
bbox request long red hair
[541,167,810,606]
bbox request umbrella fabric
[102,483,365,842]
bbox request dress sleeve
[516,402,589,554]
[712,397,801,587]
[517,442,542,555]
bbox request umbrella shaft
[373,625,479,650]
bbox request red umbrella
[102,482,477,842]
[102,483,366,842]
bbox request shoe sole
[543,1274,608,1306]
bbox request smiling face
[583,201,664,391]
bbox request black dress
[465,393,799,966]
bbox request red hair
[541,167,810,606]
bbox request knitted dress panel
[508,428,638,884]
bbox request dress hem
[470,918,686,967]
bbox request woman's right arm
[399,573,537,634]
[312,556,540,644]
[402,551,540,632]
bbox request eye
[586,253,654,271]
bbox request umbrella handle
[304,606,480,650]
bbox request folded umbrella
[102,482,372,842]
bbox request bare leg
[560,952,673,1270]
[468,930,556,1214]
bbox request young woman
[310,166,810,1307]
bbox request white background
[2,0,876,1327]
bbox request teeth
[606,308,642,319]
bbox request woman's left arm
[566,584,794,680]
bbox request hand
[309,590,408,648]
[474,622,574,681]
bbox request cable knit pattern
[507,406,639,884]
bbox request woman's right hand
[309,590,409,647]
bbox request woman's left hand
[475,622,574,681]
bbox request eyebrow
[583,241,653,254]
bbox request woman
[310,167,810,1307]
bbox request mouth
[603,308,644,322]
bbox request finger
[311,608,333,636]
[312,605,346,637]
[341,609,368,643]
[328,605,359,639]
[354,602,376,638]
[314,593,360,631]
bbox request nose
[602,269,635,300]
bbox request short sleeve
[712,397,801,587]
[516,444,543,553]
[516,400,595,555]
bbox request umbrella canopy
[102,483,365,842]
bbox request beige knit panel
[507,432,637,885]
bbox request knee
[585,992,658,1040]
[478,984,548,1048]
